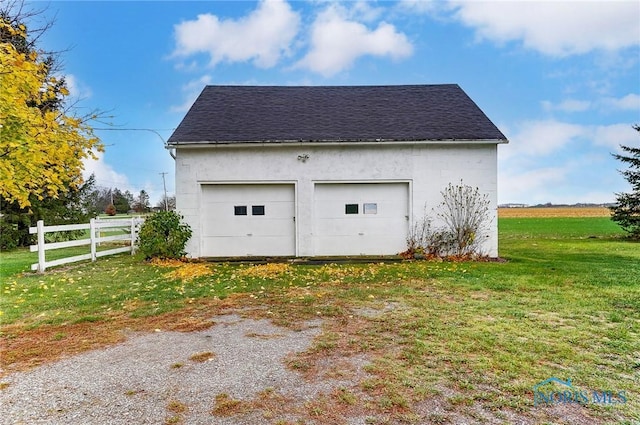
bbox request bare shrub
[406,212,431,256]
[436,181,491,256]
[405,182,492,258]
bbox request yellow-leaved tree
[0,14,103,208]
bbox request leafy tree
[0,5,103,208]
[133,190,150,213]
[610,125,640,238]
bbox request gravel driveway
[0,314,363,425]
[1,311,608,425]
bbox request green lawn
[1,217,638,423]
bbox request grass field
[1,215,638,424]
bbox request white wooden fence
[29,217,144,272]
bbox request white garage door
[201,184,295,257]
[313,183,409,256]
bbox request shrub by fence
[29,217,144,272]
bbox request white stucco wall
[174,142,500,257]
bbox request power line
[93,127,175,147]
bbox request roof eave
[165,138,508,148]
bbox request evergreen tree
[112,189,132,214]
[610,125,640,239]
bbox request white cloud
[541,99,591,113]
[172,0,300,68]
[503,120,638,159]
[541,94,640,114]
[450,1,640,56]
[63,74,92,100]
[499,159,620,205]
[498,120,637,204]
[171,75,213,113]
[501,119,586,160]
[397,0,447,15]
[592,124,639,151]
[348,1,386,23]
[83,153,172,206]
[83,151,132,192]
[499,165,570,204]
[602,93,640,111]
[295,4,413,76]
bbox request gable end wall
[175,143,499,257]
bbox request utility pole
[160,172,168,211]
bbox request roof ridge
[203,83,461,88]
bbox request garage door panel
[201,184,295,256]
[203,218,292,237]
[316,218,404,236]
[203,236,293,257]
[242,218,293,236]
[314,199,403,219]
[314,235,405,253]
[203,185,291,201]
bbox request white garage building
[167,85,508,258]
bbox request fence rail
[29,217,144,272]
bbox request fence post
[90,218,97,262]
[95,216,101,247]
[130,218,135,255]
[36,220,46,273]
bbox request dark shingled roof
[167,84,507,145]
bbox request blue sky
[33,0,640,205]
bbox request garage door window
[234,206,247,216]
[252,205,265,216]
[363,203,377,214]
[345,204,359,214]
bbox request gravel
[0,314,351,425]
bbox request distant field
[498,206,610,218]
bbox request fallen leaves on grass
[315,264,381,283]
[163,263,213,282]
[148,258,186,267]
[238,263,291,279]
[148,258,213,282]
